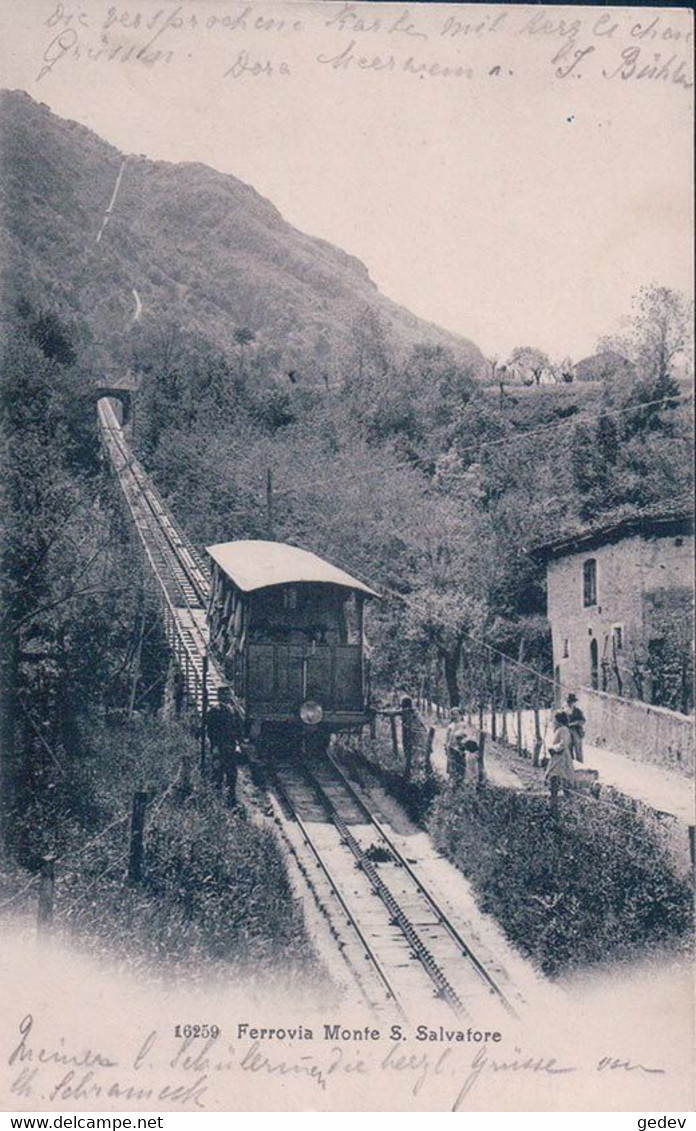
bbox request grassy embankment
[1,715,327,992]
[344,725,693,977]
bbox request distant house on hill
[536,510,694,715]
[573,350,635,383]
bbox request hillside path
[96,157,127,243]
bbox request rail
[327,752,518,1017]
[99,400,210,598]
[272,756,516,1021]
[268,768,405,1019]
[99,401,208,604]
[97,397,223,713]
[301,762,465,1017]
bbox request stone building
[539,511,694,714]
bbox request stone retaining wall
[579,688,694,775]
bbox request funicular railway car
[206,540,379,752]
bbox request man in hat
[566,693,586,763]
[206,686,243,806]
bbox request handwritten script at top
[34,2,693,91]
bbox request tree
[395,492,500,706]
[450,393,511,469]
[366,343,477,455]
[630,285,693,384]
[1,314,148,860]
[596,285,693,386]
[403,588,488,706]
[230,326,255,390]
[555,356,575,383]
[507,346,551,386]
[570,412,620,520]
[341,307,392,396]
[27,309,78,366]
[643,589,694,714]
[313,333,333,390]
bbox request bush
[429,782,693,976]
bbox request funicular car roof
[206,540,379,597]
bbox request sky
[1,0,693,361]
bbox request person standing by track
[206,686,243,807]
[546,710,575,793]
[445,707,469,781]
[566,692,586,763]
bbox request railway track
[268,768,407,1020]
[325,754,516,1011]
[270,755,516,1024]
[98,397,520,1022]
[98,397,224,711]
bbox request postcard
[0,0,693,1114]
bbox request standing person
[206,686,242,807]
[566,693,586,763]
[546,710,575,792]
[400,696,418,781]
[445,707,467,780]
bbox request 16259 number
[174,1024,220,1039]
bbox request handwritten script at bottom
[6,1015,668,1110]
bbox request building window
[612,624,623,652]
[562,638,570,659]
[583,559,597,607]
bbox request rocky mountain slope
[0,90,486,381]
